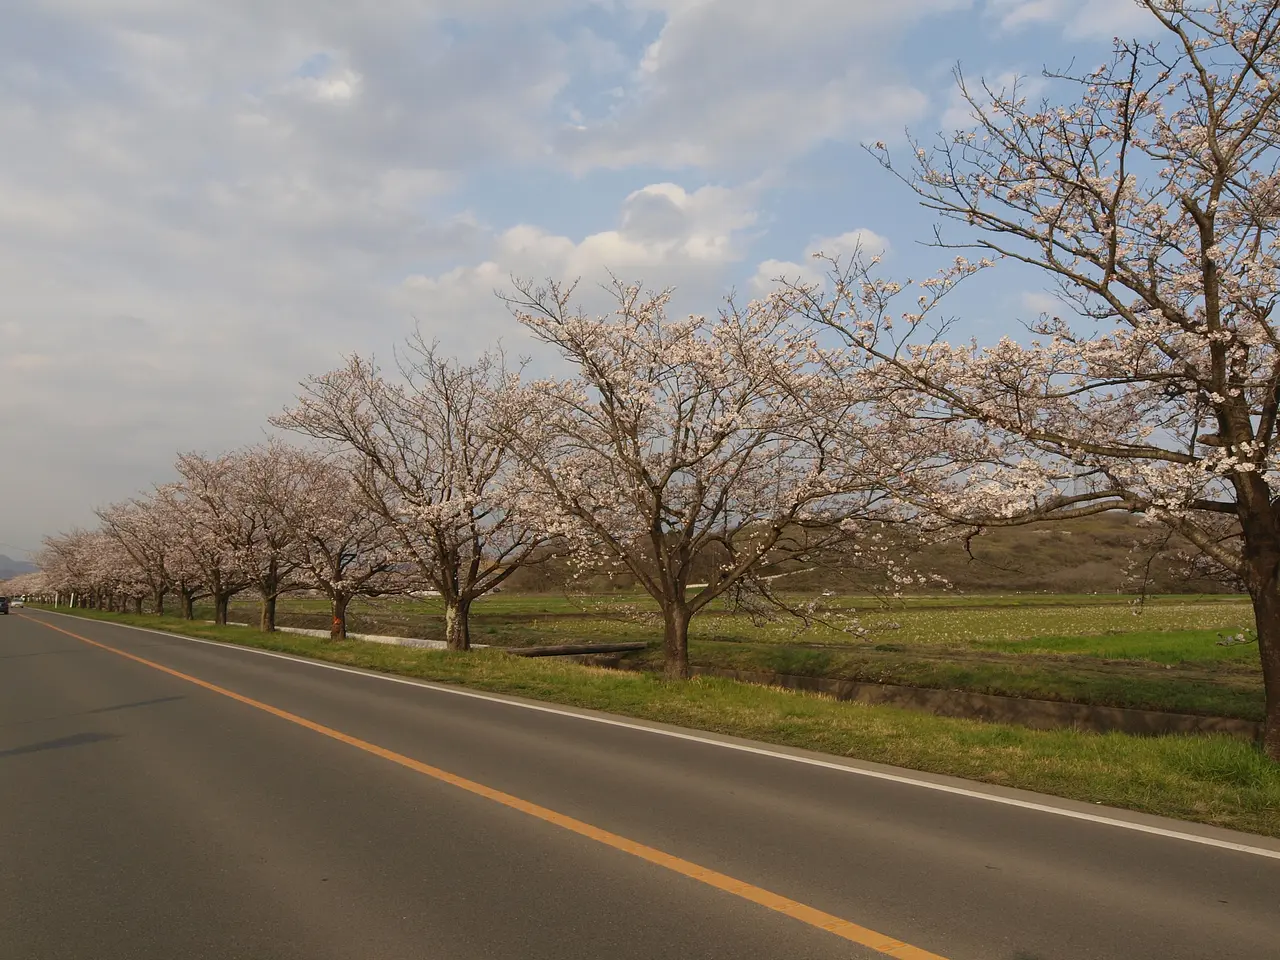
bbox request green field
[218,591,1257,650]
[202,591,1264,722]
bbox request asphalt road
[2,610,1278,960]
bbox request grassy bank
[641,639,1267,721]
[34,606,1280,839]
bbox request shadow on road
[0,647,98,661]
[0,731,120,759]
[0,695,186,731]
[85,695,185,716]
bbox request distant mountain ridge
[0,555,37,580]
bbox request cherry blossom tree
[217,441,310,632]
[150,482,212,619]
[500,278,909,680]
[171,451,256,626]
[286,452,403,639]
[273,342,549,650]
[779,0,1280,758]
[38,528,146,612]
[1,570,51,602]
[97,495,172,615]
[38,529,102,608]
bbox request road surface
[2,609,1278,959]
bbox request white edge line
[37,609,1280,862]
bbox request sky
[0,0,1157,561]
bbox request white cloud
[1020,290,1062,315]
[984,0,1153,40]
[558,0,970,171]
[0,0,1115,556]
[297,66,363,103]
[939,69,1047,131]
[750,228,890,293]
[452,182,756,277]
[395,181,762,353]
[0,4,560,549]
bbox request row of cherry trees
[17,291,918,673]
[20,442,400,639]
[10,2,1280,757]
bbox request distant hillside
[900,513,1238,595]
[503,512,1239,595]
[0,516,1232,598]
[0,555,37,580]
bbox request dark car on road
[0,597,9,614]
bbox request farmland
[208,591,1265,722]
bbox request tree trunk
[1241,508,1280,762]
[260,593,277,633]
[152,587,165,616]
[661,604,692,680]
[180,589,195,620]
[132,596,143,615]
[213,592,231,626]
[331,593,350,640]
[1253,586,1280,761]
[443,597,472,651]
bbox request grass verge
[642,640,1268,721]
[35,606,1280,839]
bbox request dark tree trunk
[1252,586,1280,761]
[331,594,350,640]
[1239,493,1280,762]
[260,593,277,633]
[443,597,472,651]
[180,589,195,620]
[132,596,143,615]
[152,588,165,616]
[213,592,231,626]
[661,603,692,680]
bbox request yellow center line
[29,614,948,960]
